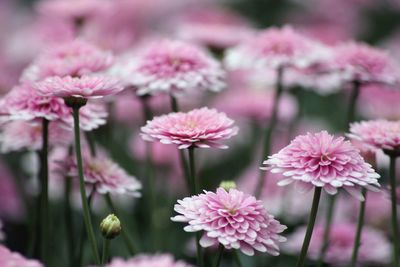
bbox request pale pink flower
[103,254,193,267]
[141,107,238,149]
[172,188,286,256]
[58,150,142,196]
[111,39,225,96]
[0,121,72,153]
[22,39,113,82]
[0,245,43,267]
[348,120,400,152]
[284,223,391,266]
[262,131,380,199]
[225,26,330,70]
[34,75,123,99]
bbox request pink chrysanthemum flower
[348,120,400,153]
[58,150,142,196]
[262,131,380,199]
[225,26,330,70]
[103,254,193,267]
[171,187,287,256]
[0,245,43,267]
[331,42,398,84]
[284,223,391,266]
[112,39,225,96]
[34,75,123,99]
[141,107,238,149]
[22,39,113,82]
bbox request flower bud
[219,181,237,191]
[100,214,121,239]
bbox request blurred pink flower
[34,75,123,99]
[171,187,286,256]
[65,102,108,131]
[0,161,23,220]
[225,26,330,70]
[262,131,380,199]
[111,39,225,96]
[141,107,238,149]
[348,120,400,152]
[284,223,391,266]
[104,254,193,267]
[22,39,113,82]
[0,245,43,267]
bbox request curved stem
[72,107,100,265]
[350,188,367,267]
[105,194,137,255]
[212,245,224,267]
[233,250,243,267]
[255,66,284,198]
[295,187,322,267]
[389,156,399,267]
[101,239,110,267]
[40,119,49,265]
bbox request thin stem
[233,250,243,267]
[295,187,322,267]
[101,239,110,267]
[170,94,179,113]
[39,119,49,264]
[389,156,399,267]
[345,80,361,129]
[72,107,100,265]
[212,245,224,267]
[255,66,285,198]
[350,188,367,267]
[105,194,137,255]
[77,188,95,267]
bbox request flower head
[225,26,330,70]
[112,39,225,96]
[22,39,113,82]
[284,223,391,266]
[171,187,287,256]
[262,131,380,199]
[34,75,123,99]
[103,254,193,267]
[0,245,43,267]
[100,214,122,239]
[348,120,400,154]
[141,107,238,149]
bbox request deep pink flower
[0,245,43,267]
[225,26,330,70]
[34,75,123,99]
[348,120,400,152]
[171,187,287,256]
[262,131,380,199]
[284,223,391,266]
[111,39,225,96]
[141,107,238,149]
[22,39,113,82]
[104,254,193,267]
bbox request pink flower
[348,120,400,152]
[171,188,287,256]
[262,131,380,199]
[358,84,400,119]
[225,26,330,70]
[58,149,141,196]
[103,254,193,267]
[66,102,108,131]
[141,107,238,149]
[284,223,391,266]
[34,75,123,99]
[112,39,225,96]
[0,245,43,267]
[22,39,113,82]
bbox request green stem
[233,250,243,267]
[345,81,361,128]
[77,188,95,267]
[389,156,399,267]
[105,194,137,255]
[295,187,322,267]
[101,239,110,267]
[72,107,100,265]
[350,188,367,267]
[212,245,224,267]
[255,66,285,198]
[39,119,49,264]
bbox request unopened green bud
[219,181,237,191]
[100,214,121,239]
